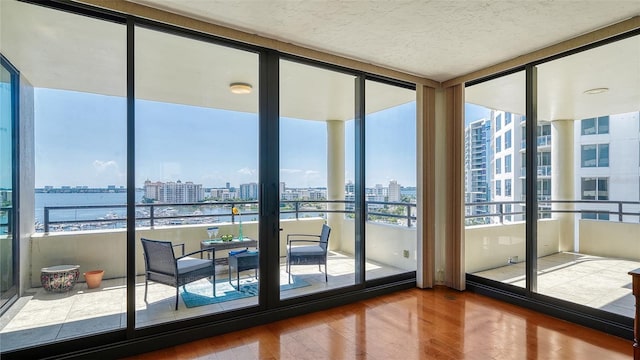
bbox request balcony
[3,199,639,351]
[0,200,417,351]
[465,200,640,319]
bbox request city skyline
[34,88,417,189]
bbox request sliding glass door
[278,59,356,299]
[134,25,260,326]
[535,34,640,319]
[464,71,527,290]
[364,80,417,280]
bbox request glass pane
[135,27,259,326]
[279,59,355,299]
[0,59,16,310]
[365,80,416,281]
[581,118,596,135]
[464,70,526,288]
[598,144,609,167]
[0,0,127,350]
[536,34,640,318]
[598,116,609,134]
[581,144,597,167]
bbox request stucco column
[326,120,345,251]
[551,119,575,252]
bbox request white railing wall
[28,217,418,288]
[465,219,560,273]
[579,220,640,260]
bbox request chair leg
[144,277,148,302]
[175,287,179,310]
[325,259,328,282]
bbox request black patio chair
[286,224,331,283]
[141,238,215,310]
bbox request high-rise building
[491,111,526,222]
[279,182,286,198]
[345,180,355,195]
[239,182,259,200]
[143,180,204,203]
[574,112,640,222]
[388,180,401,202]
[464,118,492,217]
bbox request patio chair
[141,238,215,310]
[286,224,331,283]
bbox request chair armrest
[288,239,322,246]
[172,243,185,256]
[287,234,320,244]
[177,249,212,260]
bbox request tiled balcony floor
[0,251,407,352]
[472,252,639,318]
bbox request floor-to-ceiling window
[464,71,527,289]
[278,59,357,298]
[535,34,640,320]
[0,56,17,312]
[364,80,417,280]
[464,32,640,337]
[134,25,260,326]
[0,0,127,350]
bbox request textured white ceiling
[129,0,640,82]
[2,0,638,121]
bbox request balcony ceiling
[1,0,639,121]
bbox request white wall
[579,220,640,260]
[340,219,417,271]
[465,219,559,273]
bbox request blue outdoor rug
[180,276,310,308]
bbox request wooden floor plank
[122,287,632,359]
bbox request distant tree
[141,197,155,204]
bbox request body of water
[34,191,325,232]
[35,190,145,225]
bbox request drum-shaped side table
[41,265,80,293]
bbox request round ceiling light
[229,82,253,94]
[583,87,609,95]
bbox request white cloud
[237,167,256,175]
[281,168,303,174]
[93,160,119,172]
[305,170,320,176]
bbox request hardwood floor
[123,286,632,359]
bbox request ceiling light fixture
[583,87,609,95]
[229,82,253,94]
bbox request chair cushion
[177,257,212,274]
[290,245,324,257]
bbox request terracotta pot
[84,270,104,289]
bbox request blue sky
[34,88,417,189]
[465,102,491,125]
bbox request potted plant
[84,269,104,289]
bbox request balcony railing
[41,200,418,232]
[465,199,640,225]
[520,165,551,177]
[520,135,552,149]
[0,206,11,235]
